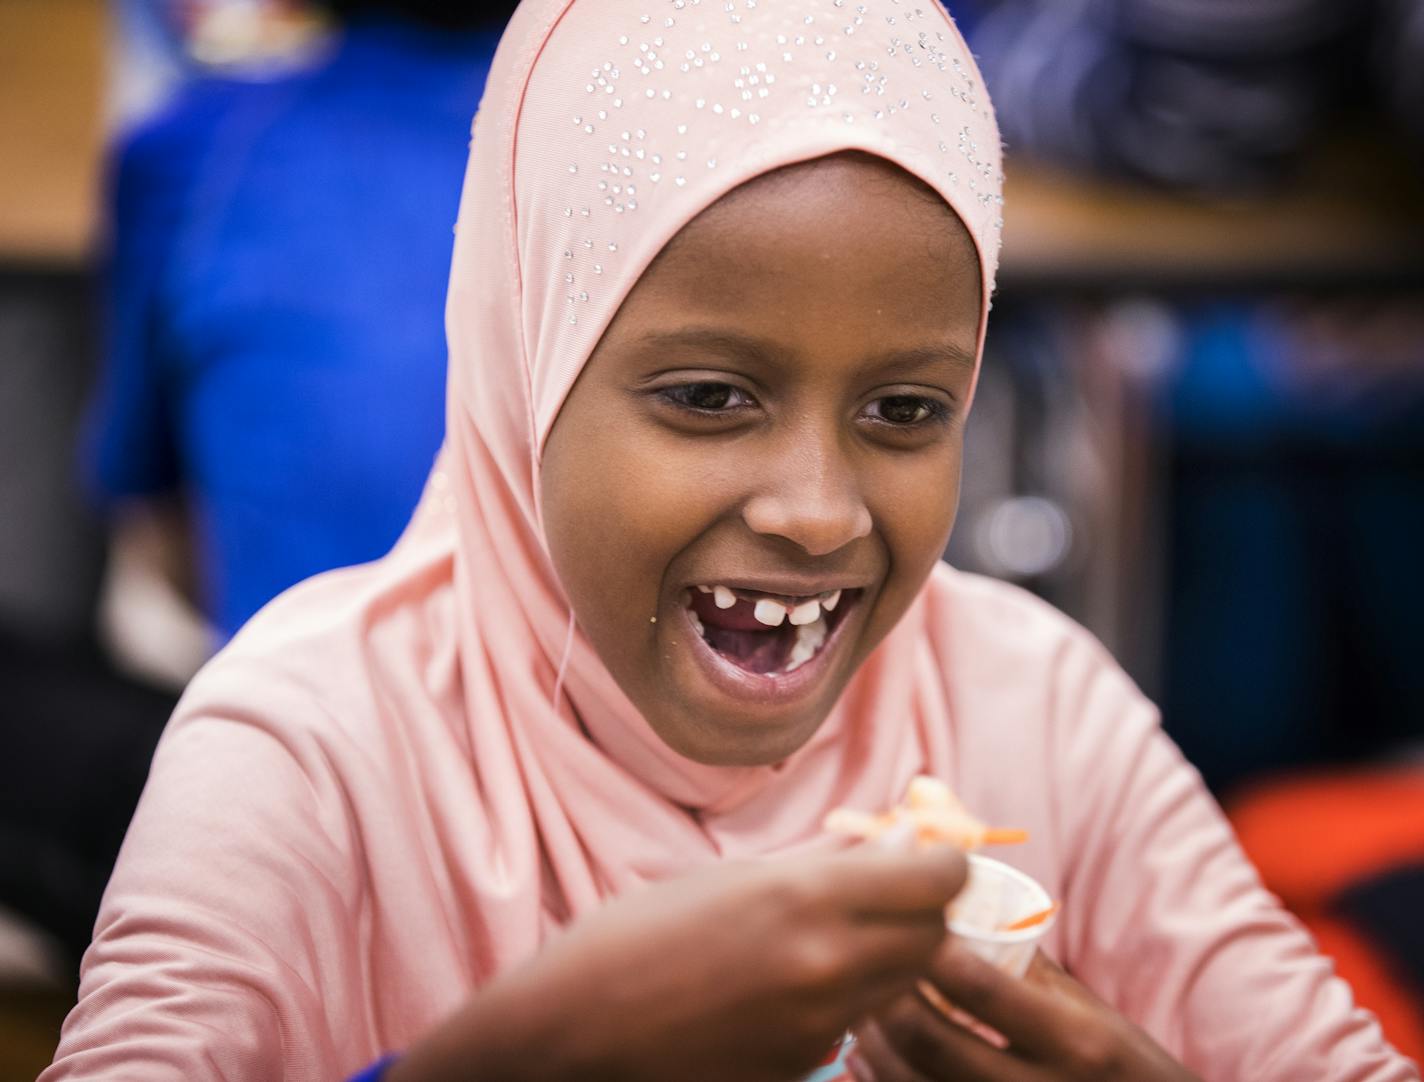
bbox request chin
[649,698,835,767]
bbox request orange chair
[1229,767,1424,1062]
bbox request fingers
[844,916,953,972]
[819,841,969,918]
[1023,948,1073,989]
[833,922,955,1019]
[785,845,966,1012]
[1021,951,1202,1081]
[855,995,1037,1082]
[1024,949,1108,1011]
[921,940,1081,1062]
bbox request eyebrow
[639,328,977,381]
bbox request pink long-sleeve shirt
[42,567,1416,1080]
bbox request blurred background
[1,0,1422,1075]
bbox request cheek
[868,439,964,590]
[544,428,735,635]
[604,443,726,570]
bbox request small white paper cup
[944,854,1056,978]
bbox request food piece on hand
[823,775,1028,850]
[826,781,1060,980]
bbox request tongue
[702,625,792,674]
[688,590,779,632]
[688,592,796,673]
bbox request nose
[741,436,872,557]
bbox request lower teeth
[683,595,837,671]
[783,615,827,672]
[687,597,835,675]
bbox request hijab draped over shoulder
[45,1,1412,1079]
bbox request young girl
[45,0,1416,1079]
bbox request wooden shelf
[0,0,105,266]
[998,136,1424,292]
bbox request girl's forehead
[637,153,979,298]
[601,156,983,367]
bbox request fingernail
[846,1050,877,1082]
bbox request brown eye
[661,381,750,412]
[870,395,939,425]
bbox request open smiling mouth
[682,585,859,677]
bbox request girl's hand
[849,945,1200,1082]
[390,842,967,1082]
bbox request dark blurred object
[1376,0,1424,152]
[0,630,174,966]
[1161,298,1424,792]
[1108,0,1353,54]
[952,296,1184,685]
[0,984,72,1082]
[969,0,1391,192]
[1335,865,1424,1035]
[0,273,105,645]
[315,0,520,30]
[963,0,1424,799]
[0,0,170,998]
[1230,768,1424,1060]
[0,268,175,970]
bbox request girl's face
[541,154,983,766]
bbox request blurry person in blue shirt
[88,0,515,655]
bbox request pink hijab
[423,0,1001,894]
[47,0,1415,1078]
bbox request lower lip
[677,599,857,707]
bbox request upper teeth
[753,599,787,627]
[693,585,845,626]
[788,600,820,626]
[686,584,841,675]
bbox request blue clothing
[1157,303,1424,792]
[89,17,498,637]
[347,1054,399,1081]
